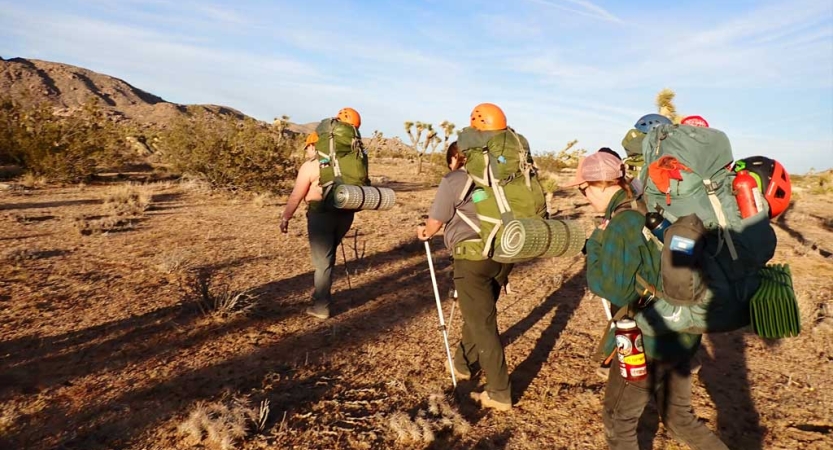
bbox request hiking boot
[470,391,511,412]
[305,303,330,320]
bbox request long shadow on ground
[699,333,765,450]
[1,240,455,449]
[508,269,587,402]
[0,240,428,402]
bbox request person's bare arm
[280,162,314,233]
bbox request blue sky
[1,0,832,173]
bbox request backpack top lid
[643,124,733,178]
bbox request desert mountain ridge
[1,56,323,134]
[0,56,388,141]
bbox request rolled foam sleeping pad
[333,184,396,211]
[498,218,585,260]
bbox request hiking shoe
[470,391,511,412]
[305,304,330,320]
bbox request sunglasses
[578,183,589,196]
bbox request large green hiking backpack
[633,124,777,336]
[454,127,549,262]
[314,118,369,204]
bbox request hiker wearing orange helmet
[469,102,507,131]
[417,103,518,412]
[280,108,362,320]
[337,107,361,129]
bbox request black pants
[603,357,728,450]
[452,258,513,404]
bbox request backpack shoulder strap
[454,175,481,234]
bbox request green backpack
[633,124,777,336]
[454,127,548,262]
[621,128,646,180]
[314,118,369,203]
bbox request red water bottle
[733,170,765,219]
[615,319,648,382]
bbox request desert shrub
[183,270,256,317]
[0,96,127,182]
[160,112,300,193]
[387,394,470,444]
[178,397,269,450]
[104,183,152,216]
[533,146,586,173]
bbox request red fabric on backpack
[648,156,693,205]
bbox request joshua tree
[439,120,456,153]
[656,89,681,124]
[272,115,291,142]
[367,130,385,157]
[405,121,435,174]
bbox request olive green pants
[452,258,513,404]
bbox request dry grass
[72,215,138,236]
[177,397,268,450]
[796,286,833,334]
[156,249,196,274]
[19,172,47,189]
[0,404,20,437]
[251,192,273,208]
[386,394,470,444]
[104,183,152,216]
[183,270,257,318]
[3,248,38,264]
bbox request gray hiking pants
[603,357,729,450]
[307,209,354,307]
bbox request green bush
[0,96,126,182]
[160,112,300,193]
[533,147,585,173]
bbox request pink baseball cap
[563,152,625,187]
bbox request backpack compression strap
[703,179,739,261]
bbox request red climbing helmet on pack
[733,156,792,218]
[681,115,709,127]
[634,113,672,133]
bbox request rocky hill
[0,56,248,127]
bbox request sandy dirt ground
[1,161,831,450]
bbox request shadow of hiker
[508,270,586,402]
[775,208,833,258]
[3,252,454,449]
[699,332,765,449]
[0,240,427,402]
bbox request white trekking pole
[602,298,612,321]
[424,240,457,389]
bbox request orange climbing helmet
[470,103,507,131]
[733,156,792,218]
[337,107,361,128]
[304,132,319,147]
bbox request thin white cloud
[526,0,624,24]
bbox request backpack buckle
[638,287,656,307]
[703,179,720,194]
